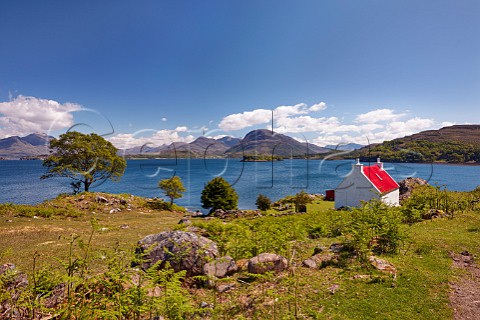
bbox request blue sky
[0,1,479,147]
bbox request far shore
[2,157,480,166]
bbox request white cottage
[334,158,400,209]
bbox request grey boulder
[202,255,238,278]
[247,253,288,274]
[137,231,219,277]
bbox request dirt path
[449,251,480,320]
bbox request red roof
[362,165,399,194]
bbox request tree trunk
[84,180,90,192]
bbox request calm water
[1,159,480,211]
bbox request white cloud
[355,108,406,124]
[309,102,327,112]
[218,102,327,131]
[107,128,195,149]
[441,121,455,127]
[0,95,82,138]
[218,109,272,131]
[275,116,341,134]
[175,126,188,132]
[313,134,369,147]
[217,102,440,147]
[374,117,435,141]
[274,103,308,117]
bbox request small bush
[307,224,326,239]
[256,194,272,211]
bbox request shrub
[344,199,405,260]
[201,177,238,213]
[293,190,312,213]
[158,176,186,206]
[255,194,272,211]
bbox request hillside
[348,125,480,163]
[121,130,328,158]
[171,136,230,156]
[225,129,329,157]
[0,133,51,159]
[325,143,364,151]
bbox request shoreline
[3,157,480,167]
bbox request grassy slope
[1,194,479,319]
[189,203,480,319]
[0,194,182,271]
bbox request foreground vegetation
[1,187,479,319]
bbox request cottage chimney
[376,157,383,170]
[353,158,363,174]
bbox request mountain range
[0,133,51,159]
[121,129,329,158]
[2,125,480,162]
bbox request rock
[328,284,340,294]
[235,258,249,271]
[399,177,429,201]
[302,258,318,269]
[191,210,204,217]
[314,253,337,267]
[313,246,327,255]
[178,218,192,225]
[137,231,219,277]
[200,301,213,308]
[44,283,67,308]
[211,209,261,219]
[202,256,238,278]
[0,263,28,304]
[109,208,121,214]
[185,226,209,237]
[369,256,397,274]
[302,253,337,269]
[329,243,344,253]
[0,264,28,287]
[216,283,235,293]
[96,196,109,203]
[212,209,226,218]
[247,253,288,274]
[423,209,448,219]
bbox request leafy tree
[201,177,238,213]
[293,190,312,212]
[41,131,126,192]
[255,194,271,211]
[159,176,186,206]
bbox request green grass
[0,194,182,271]
[1,193,479,319]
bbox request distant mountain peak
[217,136,241,147]
[0,133,51,159]
[225,129,329,157]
